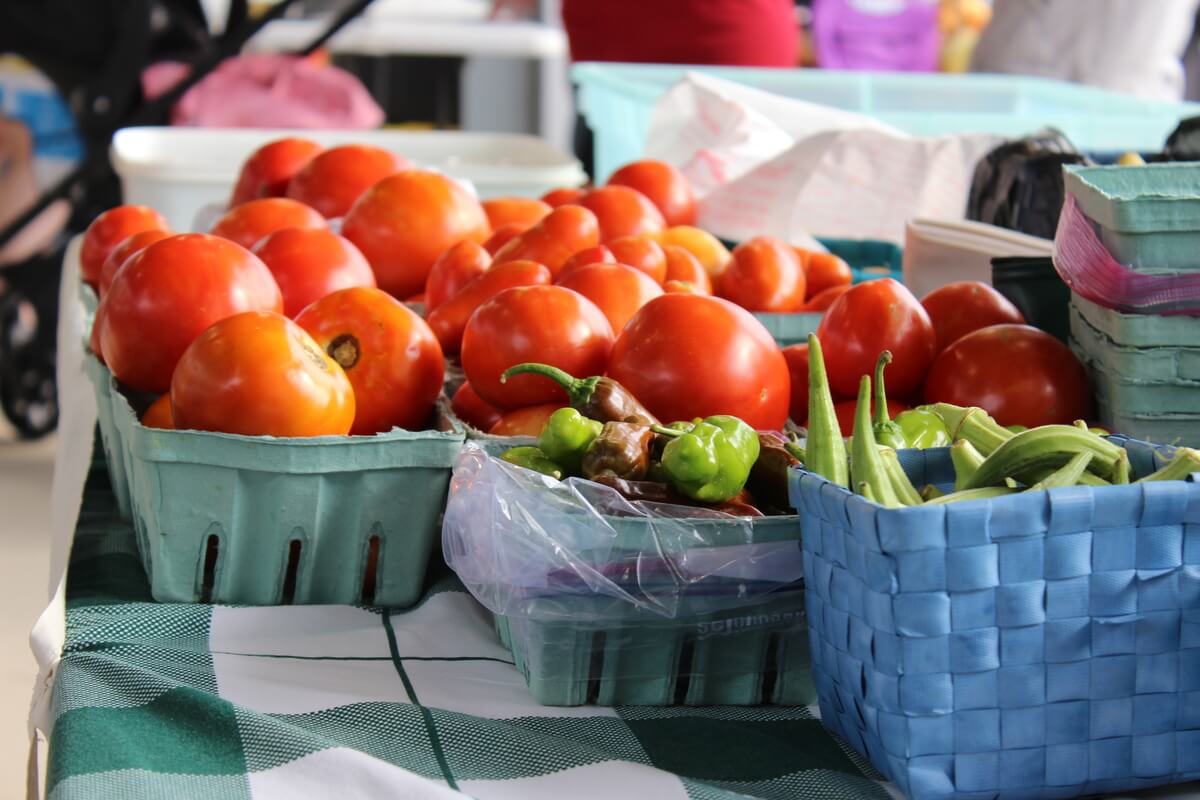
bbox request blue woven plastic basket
[789,441,1200,799]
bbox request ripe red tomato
[557,245,616,280]
[489,403,567,436]
[923,324,1090,427]
[492,205,600,277]
[81,205,169,287]
[577,186,666,242]
[462,285,614,409]
[607,236,667,284]
[782,343,809,425]
[425,241,492,313]
[801,252,853,300]
[285,144,410,219]
[541,187,586,207]
[451,381,503,432]
[254,228,376,318]
[662,244,712,294]
[230,137,323,206]
[141,394,174,430]
[89,302,108,361]
[817,278,936,399]
[556,263,664,334]
[296,287,444,434]
[210,197,326,251]
[607,294,790,430]
[483,224,524,255]
[101,233,283,393]
[802,284,852,312]
[98,229,172,298]
[717,237,806,312]
[171,311,354,437]
[426,260,552,355]
[607,160,696,227]
[342,170,490,300]
[482,197,552,231]
[833,397,910,437]
[921,281,1026,353]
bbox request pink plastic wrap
[1053,194,1200,316]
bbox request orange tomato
[802,283,853,312]
[492,205,600,277]
[802,251,853,300]
[482,197,552,231]
[717,236,806,312]
[606,236,667,284]
[483,224,524,255]
[662,280,703,294]
[210,198,326,251]
[296,287,444,434]
[488,403,567,437]
[171,311,354,437]
[253,228,376,318]
[661,243,712,294]
[425,260,553,355]
[141,394,174,429]
[607,159,696,227]
[557,245,616,280]
[578,186,666,242]
[342,170,490,300]
[425,241,492,313]
[230,138,323,206]
[81,205,169,288]
[659,226,731,278]
[556,263,664,334]
[98,228,172,298]
[541,187,586,207]
[285,144,410,219]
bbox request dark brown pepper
[581,422,654,481]
[745,431,801,513]
[500,363,659,425]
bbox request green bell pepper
[501,446,565,480]
[537,408,602,474]
[893,408,952,449]
[653,415,760,503]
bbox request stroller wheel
[0,289,58,439]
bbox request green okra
[950,439,986,491]
[806,334,849,488]
[851,374,900,507]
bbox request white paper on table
[902,217,1054,297]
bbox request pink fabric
[141,54,384,129]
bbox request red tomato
[342,170,490,300]
[662,244,712,294]
[81,205,169,288]
[210,198,326,251]
[606,236,667,284]
[98,229,172,298]
[662,280,703,294]
[541,187,586,207]
[102,234,282,393]
[921,281,1026,353]
[285,144,409,219]
[482,197,552,231]
[833,397,910,437]
[230,138,323,206]
[923,324,1090,427]
[296,287,444,434]
[577,186,666,242]
[717,237,806,312]
[483,224,524,256]
[607,294,790,430]
[782,343,809,425]
[425,241,492,313]
[462,285,614,409]
[407,293,425,305]
[801,251,853,300]
[556,263,664,334]
[89,301,108,362]
[171,311,354,437]
[489,403,567,437]
[607,159,696,227]
[557,245,616,280]
[141,394,174,430]
[492,205,600,277]
[802,284,852,312]
[254,228,376,318]
[817,278,936,399]
[451,381,504,432]
[426,260,553,355]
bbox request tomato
[462,285,614,409]
[662,280,703,294]
[492,205,600,278]
[230,137,323,206]
[98,229,172,298]
[424,241,492,313]
[296,287,444,434]
[923,324,1090,428]
[210,197,326,251]
[921,281,1026,353]
[717,237,806,312]
[285,144,409,219]
[802,284,852,312]
[557,245,616,280]
[141,394,174,430]
[482,197,552,231]
[557,263,663,334]
[659,226,731,278]
[833,397,910,437]
[577,186,666,242]
[451,381,503,432]
[606,236,667,284]
[253,228,376,318]
[342,170,490,300]
[407,293,425,305]
[607,294,790,430]
[802,252,853,300]
[489,403,567,437]
[426,260,552,355]
[817,278,936,399]
[662,244,712,294]
[89,301,108,361]
[541,187,586,207]
[171,311,354,437]
[483,224,524,255]
[81,205,169,287]
[782,343,809,425]
[101,233,282,393]
[607,160,696,227]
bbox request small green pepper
[893,408,952,449]
[872,351,907,451]
[538,408,602,474]
[653,415,760,503]
[500,446,565,480]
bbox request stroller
[0,0,372,438]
